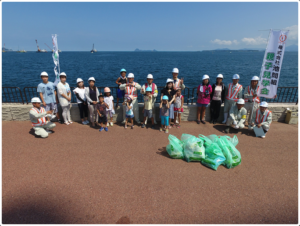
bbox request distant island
[2,47,13,52]
[134,48,157,52]
[202,45,298,52]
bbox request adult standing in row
[120,73,141,124]
[85,77,100,127]
[244,76,260,126]
[57,72,72,125]
[210,74,226,124]
[140,74,158,124]
[73,78,89,125]
[161,79,176,127]
[222,74,243,124]
[172,68,185,90]
[37,71,61,124]
[196,75,212,124]
[115,68,127,109]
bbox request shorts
[161,116,169,126]
[117,89,125,98]
[98,115,107,123]
[174,107,183,113]
[196,103,208,107]
[144,109,153,118]
[106,110,113,118]
[126,114,134,119]
[44,103,58,113]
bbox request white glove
[233,120,237,125]
[234,125,239,129]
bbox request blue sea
[2,51,298,90]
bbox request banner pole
[250,29,272,124]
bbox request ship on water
[35,39,47,52]
[17,46,27,53]
[91,44,97,53]
[45,43,62,53]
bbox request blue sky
[2,2,298,51]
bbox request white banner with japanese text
[257,30,289,98]
[52,34,60,86]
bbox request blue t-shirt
[37,82,56,104]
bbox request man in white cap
[140,74,158,124]
[225,98,247,133]
[29,97,56,138]
[37,71,61,123]
[120,73,141,124]
[222,74,243,124]
[249,101,272,138]
[172,68,185,90]
[244,76,260,126]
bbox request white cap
[60,72,67,77]
[217,74,223,79]
[31,97,41,103]
[233,74,240,79]
[88,77,95,82]
[202,74,210,80]
[172,68,179,73]
[166,78,174,84]
[40,71,48,77]
[147,74,153,79]
[128,73,134,78]
[260,101,268,107]
[237,98,245,105]
[251,76,259,81]
[77,78,83,83]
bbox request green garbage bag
[216,136,241,169]
[166,135,184,159]
[207,134,219,143]
[201,143,226,170]
[180,133,196,144]
[222,135,239,147]
[198,134,213,147]
[183,136,205,162]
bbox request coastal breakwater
[2,103,298,123]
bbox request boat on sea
[91,44,97,53]
[17,50,27,53]
[35,40,47,53]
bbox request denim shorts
[44,103,58,113]
[144,109,153,118]
[196,103,208,107]
[126,114,134,119]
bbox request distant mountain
[2,47,13,51]
[214,48,231,51]
[134,48,157,52]
[285,45,298,52]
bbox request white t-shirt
[104,96,114,111]
[126,103,133,115]
[73,87,86,103]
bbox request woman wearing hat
[210,74,226,124]
[244,76,260,126]
[85,77,100,127]
[73,78,89,125]
[57,72,72,125]
[161,78,176,128]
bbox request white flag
[52,34,60,86]
[257,30,289,98]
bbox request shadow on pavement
[156,147,172,159]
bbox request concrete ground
[2,120,298,224]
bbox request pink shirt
[197,84,212,104]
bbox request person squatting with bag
[29,97,56,138]
[222,74,243,124]
[249,101,272,139]
[140,74,158,124]
[119,73,141,124]
[225,98,247,134]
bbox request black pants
[78,103,88,119]
[210,100,222,121]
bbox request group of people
[29,68,273,138]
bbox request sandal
[125,125,127,129]
[64,122,70,125]
[68,121,73,124]
[172,124,176,128]
[176,125,180,129]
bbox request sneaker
[125,125,127,129]
[261,136,266,139]
[201,120,206,124]
[68,121,73,124]
[58,119,63,124]
[104,127,108,132]
[131,125,134,129]
[107,123,109,127]
[110,122,113,126]
[122,120,126,124]
[82,121,86,125]
[197,120,200,124]
[176,125,180,129]
[45,129,52,133]
[213,120,217,124]
[165,129,169,134]
[141,124,145,128]
[225,127,230,134]
[151,125,155,129]
[159,128,163,132]
[99,127,104,132]
[85,120,89,124]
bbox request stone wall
[2,102,298,123]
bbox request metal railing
[2,87,24,103]
[3,86,298,105]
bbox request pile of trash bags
[166,133,241,170]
